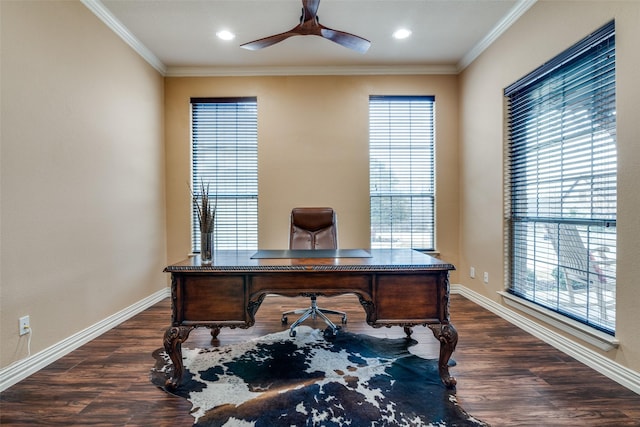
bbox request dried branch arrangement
[192,180,216,233]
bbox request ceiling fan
[240,0,371,54]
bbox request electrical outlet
[19,315,30,336]
[470,267,475,278]
[483,272,489,284]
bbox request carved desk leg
[403,326,413,338]
[247,293,266,327]
[428,323,458,389]
[163,326,193,390]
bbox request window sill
[498,291,619,351]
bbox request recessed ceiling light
[216,30,236,41]
[392,28,412,40]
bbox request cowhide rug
[150,326,489,427]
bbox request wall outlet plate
[19,315,30,336]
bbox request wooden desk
[163,249,457,389]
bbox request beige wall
[459,1,640,371]
[165,75,460,280]
[0,1,166,368]
[5,0,638,384]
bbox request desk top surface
[165,249,455,272]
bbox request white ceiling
[86,0,535,76]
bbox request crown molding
[84,0,534,78]
[80,0,455,78]
[457,0,537,72]
[81,0,167,75]
[165,64,458,77]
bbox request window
[505,21,616,333]
[191,97,258,251]
[369,95,435,250]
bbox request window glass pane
[506,21,616,334]
[369,96,435,250]
[191,98,258,251]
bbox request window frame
[369,95,436,251]
[504,21,616,334]
[190,97,258,252]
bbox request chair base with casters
[281,295,347,338]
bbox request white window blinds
[369,96,435,250]
[191,97,258,251]
[505,21,616,333]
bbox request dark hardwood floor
[1,294,639,426]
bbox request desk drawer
[374,274,440,321]
[177,275,247,322]
[251,273,370,294]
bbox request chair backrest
[546,223,602,283]
[289,207,337,250]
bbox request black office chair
[281,207,347,337]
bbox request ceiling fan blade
[240,0,370,53]
[320,26,371,54]
[240,30,298,51]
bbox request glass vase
[200,232,213,264]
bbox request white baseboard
[0,287,170,392]
[451,284,640,395]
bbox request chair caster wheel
[341,316,347,324]
[289,329,296,337]
[323,326,339,340]
[281,316,288,324]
